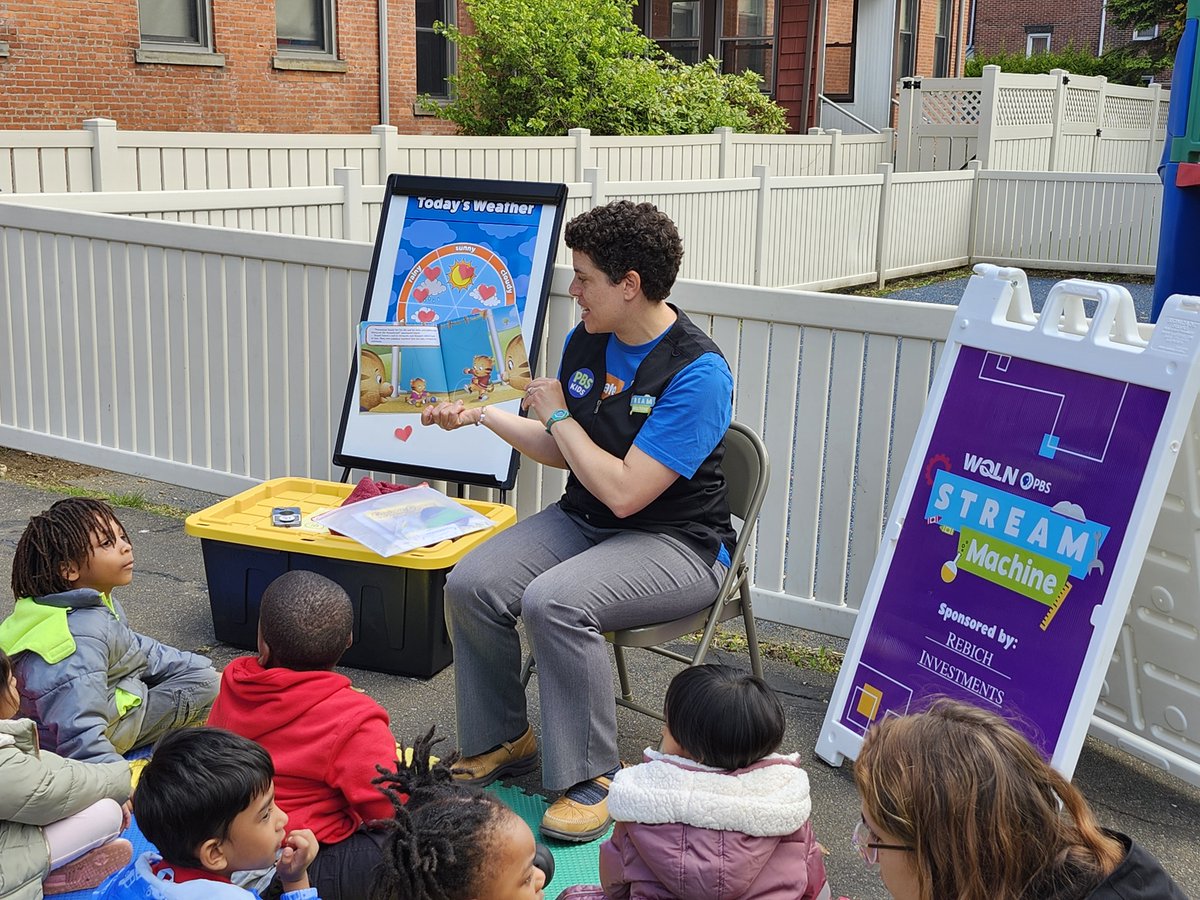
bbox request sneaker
[540,772,619,842]
[452,726,538,787]
[43,838,133,894]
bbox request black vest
[558,306,736,565]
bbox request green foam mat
[487,782,610,890]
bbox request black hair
[259,570,353,670]
[563,200,683,302]
[11,497,126,598]
[371,728,514,900]
[0,647,12,694]
[134,727,274,868]
[664,664,786,770]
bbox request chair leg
[521,653,536,687]
[613,644,634,702]
[742,581,763,679]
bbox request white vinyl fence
[3,164,1161,288]
[0,202,1196,788]
[896,65,1170,174]
[0,120,893,195]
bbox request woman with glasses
[852,699,1188,900]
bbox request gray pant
[111,664,219,755]
[444,502,723,790]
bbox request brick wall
[0,0,460,133]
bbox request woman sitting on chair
[420,200,735,843]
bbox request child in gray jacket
[0,498,218,764]
[0,648,134,898]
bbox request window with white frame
[1133,24,1160,40]
[1026,32,1051,56]
[416,0,455,97]
[277,0,336,55]
[138,0,212,49]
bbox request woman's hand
[421,400,481,431]
[521,377,569,425]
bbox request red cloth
[340,478,414,507]
[207,657,398,844]
[149,861,233,884]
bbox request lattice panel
[996,88,1054,126]
[919,90,982,125]
[1104,95,1153,130]
[1158,101,1172,132]
[1065,88,1100,125]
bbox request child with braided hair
[0,497,218,763]
[371,729,550,900]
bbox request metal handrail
[817,94,881,133]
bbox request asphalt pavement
[0,471,1196,899]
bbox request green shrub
[964,47,1168,84]
[423,0,787,135]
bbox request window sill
[272,55,348,73]
[135,48,225,66]
[413,99,450,116]
[0,42,9,58]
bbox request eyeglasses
[852,816,914,866]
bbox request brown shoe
[540,772,618,842]
[452,726,538,787]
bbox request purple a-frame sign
[817,266,1200,775]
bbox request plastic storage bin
[184,477,516,678]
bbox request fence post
[372,125,399,179]
[1146,82,1164,173]
[881,128,895,174]
[896,78,916,172]
[569,128,592,182]
[82,118,119,191]
[976,65,1001,170]
[874,162,894,289]
[715,127,734,178]
[1048,69,1069,172]
[584,166,606,208]
[334,167,366,242]
[752,164,770,286]
[827,128,843,175]
[965,160,982,262]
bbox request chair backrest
[722,421,770,565]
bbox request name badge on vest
[630,393,656,415]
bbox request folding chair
[521,420,769,721]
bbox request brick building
[0,0,462,132]
[971,0,1167,62]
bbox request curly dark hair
[370,728,513,900]
[11,498,126,599]
[563,200,683,302]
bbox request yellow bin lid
[184,477,515,570]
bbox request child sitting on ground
[0,498,219,763]
[0,647,135,897]
[561,664,830,900]
[370,728,549,900]
[96,727,319,899]
[206,571,398,900]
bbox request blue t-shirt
[561,325,734,565]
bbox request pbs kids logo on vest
[568,368,595,399]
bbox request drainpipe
[801,0,825,129]
[379,0,390,125]
[814,0,831,129]
[1098,0,1107,55]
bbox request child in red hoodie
[207,571,397,900]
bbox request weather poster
[335,176,567,488]
[835,345,1168,758]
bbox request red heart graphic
[416,308,437,324]
[423,266,441,280]
[413,286,430,302]
[478,284,497,301]
[394,426,413,442]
